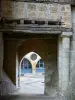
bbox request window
[36,59,44,68]
[21,58,32,69]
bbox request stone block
[12,2,25,19]
[62,61,69,68]
[60,5,72,28]
[61,81,69,91]
[2,1,72,28]
[62,52,70,58]
[62,32,72,37]
[3,0,13,17]
[61,68,69,81]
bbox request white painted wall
[24,52,41,66]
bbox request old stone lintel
[12,0,71,4]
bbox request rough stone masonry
[0,1,75,100]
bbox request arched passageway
[20,52,45,75]
[3,35,58,95]
[19,52,45,94]
[21,58,45,75]
[16,38,58,95]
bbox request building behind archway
[20,52,44,75]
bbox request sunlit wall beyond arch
[20,52,45,74]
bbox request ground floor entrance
[20,52,44,75]
[3,32,72,96]
[16,34,58,95]
[4,34,58,95]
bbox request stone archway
[16,37,58,95]
[18,52,45,94]
[3,34,58,95]
[20,52,42,75]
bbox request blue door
[36,59,44,73]
[21,58,32,74]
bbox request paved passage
[0,74,61,100]
[14,73,44,95]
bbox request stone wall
[3,39,20,85]
[70,8,75,98]
[0,0,2,17]
[71,0,75,5]
[0,70,17,95]
[2,1,72,28]
[66,7,75,100]
[0,33,17,96]
[0,32,3,81]
[57,7,75,100]
[58,32,72,98]
[70,7,75,72]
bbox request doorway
[15,36,58,95]
[4,33,58,96]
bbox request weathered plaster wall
[3,39,20,85]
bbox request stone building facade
[0,0,75,99]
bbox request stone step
[0,95,61,100]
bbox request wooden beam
[4,33,59,40]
